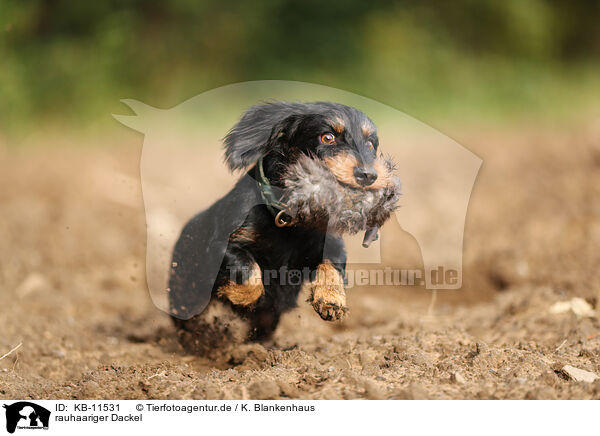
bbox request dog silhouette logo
[114,81,481,319]
[3,402,50,433]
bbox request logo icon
[114,81,482,318]
[3,402,50,433]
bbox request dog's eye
[367,141,374,151]
[320,133,335,145]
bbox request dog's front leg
[217,248,264,307]
[310,261,348,321]
[309,235,348,321]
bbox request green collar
[255,157,292,227]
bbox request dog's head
[224,101,401,233]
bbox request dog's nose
[353,166,378,186]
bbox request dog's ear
[223,102,304,171]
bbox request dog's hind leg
[216,247,265,307]
[172,253,261,356]
[172,236,266,355]
[173,299,252,356]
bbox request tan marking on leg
[309,261,347,321]
[218,263,264,306]
[325,154,362,189]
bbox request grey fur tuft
[281,155,401,233]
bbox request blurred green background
[1,0,599,137]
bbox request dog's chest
[252,226,326,272]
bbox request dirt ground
[1,117,600,400]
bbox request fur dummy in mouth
[281,154,401,235]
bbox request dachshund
[168,101,401,355]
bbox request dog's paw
[218,263,264,307]
[309,261,348,321]
[312,296,348,321]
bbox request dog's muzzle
[281,155,401,234]
[354,166,378,187]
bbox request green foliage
[1,0,599,134]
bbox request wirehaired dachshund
[168,101,401,354]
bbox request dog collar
[255,157,293,227]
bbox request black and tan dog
[169,101,401,354]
